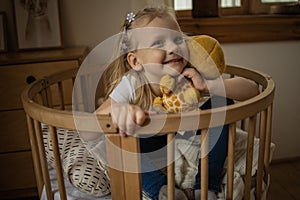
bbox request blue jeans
[140,96,234,200]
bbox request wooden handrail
[21,65,275,134]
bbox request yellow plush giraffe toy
[152,35,226,113]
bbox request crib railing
[21,65,275,200]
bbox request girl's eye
[174,36,184,44]
[152,40,164,47]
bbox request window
[174,0,299,15]
[174,0,192,10]
[174,0,300,43]
[174,0,242,9]
[221,0,241,8]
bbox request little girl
[96,6,259,200]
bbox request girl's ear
[127,52,143,71]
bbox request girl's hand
[178,68,259,101]
[178,67,208,93]
[110,103,147,137]
[95,98,149,137]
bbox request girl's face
[127,16,189,84]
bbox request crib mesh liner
[41,166,111,200]
[41,127,275,200]
[42,123,110,197]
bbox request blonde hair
[102,6,179,110]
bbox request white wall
[59,0,169,48]
[223,41,300,159]
[1,0,299,160]
[59,0,130,48]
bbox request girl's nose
[166,42,180,54]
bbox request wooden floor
[269,160,300,200]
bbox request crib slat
[34,120,53,200]
[201,129,209,200]
[227,123,236,200]
[264,104,273,200]
[241,118,247,131]
[121,136,142,200]
[40,88,49,107]
[80,75,93,112]
[26,115,44,196]
[256,109,267,199]
[244,115,256,200]
[167,133,175,200]
[57,81,65,110]
[46,86,54,108]
[264,105,273,172]
[49,125,67,200]
[72,77,80,111]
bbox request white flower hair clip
[120,12,135,54]
[126,12,135,23]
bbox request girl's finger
[177,73,185,83]
[178,68,195,83]
[119,130,127,137]
[135,109,146,126]
[145,110,157,115]
[126,114,136,135]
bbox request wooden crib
[21,65,275,200]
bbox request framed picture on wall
[13,0,63,50]
[0,12,8,53]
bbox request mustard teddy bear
[152,35,226,113]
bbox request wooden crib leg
[244,115,256,200]
[121,136,142,199]
[106,135,126,199]
[201,129,209,200]
[227,123,236,200]
[106,134,141,200]
[167,133,175,200]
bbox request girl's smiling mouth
[163,58,184,65]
